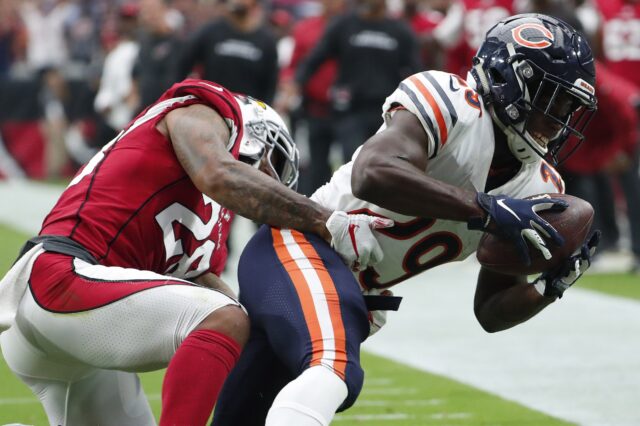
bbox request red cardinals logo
[511,23,554,49]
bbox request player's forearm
[352,155,483,222]
[474,282,555,333]
[208,160,332,240]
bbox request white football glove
[533,231,600,298]
[326,211,394,271]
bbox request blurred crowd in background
[0,0,638,271]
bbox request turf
[577,273,640,301]
[1,354,572,426]
[0,222,633,425]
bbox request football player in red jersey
[212,15,601,426]
[0,79,391,426]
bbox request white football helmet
[236,95,299,189]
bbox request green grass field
[0,222,637,425]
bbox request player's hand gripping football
[533,230,600,298]
[326,211,394,271]
[468,192,568,265]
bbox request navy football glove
[533,230,600,298]
[468,193,568,265]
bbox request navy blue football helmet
[470,14,597,165]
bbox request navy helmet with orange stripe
[470,14,597,165]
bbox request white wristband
[533,279,546,296]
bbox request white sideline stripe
[279,229,337,369]
[0,181,64,235]
[363,257,640,426]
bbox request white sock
[265,365,348,426]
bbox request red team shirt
[445,0,513,76]
[597,0,640,89]
[40,79,243,279]
[282,15,337,112]
[563,61,639,174]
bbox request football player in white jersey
[212,14,600,426]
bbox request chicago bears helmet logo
[511,23,554,49]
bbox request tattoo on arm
[167,103,331,239]
[220,160,330,236]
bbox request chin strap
[471,58,491,96]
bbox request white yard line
[1,180,639,425]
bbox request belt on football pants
[362,295,403,311]
[16,235,98,266]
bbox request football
[476,193,594,276]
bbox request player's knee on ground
[338,362,364,411]
[195,305,250,347]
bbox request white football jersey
[311,71,565,289]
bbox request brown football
[476,193,594,276]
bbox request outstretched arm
[162,103,332,241]
[473,267,555,333]
[474,230,600,332]
[351,109,484,221]
[352,109,567,264]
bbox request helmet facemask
[524,69,596,164]
[238,98,300,190]
[512,60,596,165]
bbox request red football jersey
[597,0,640,88]
[444,0,513,76]
[40,79,243,278]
